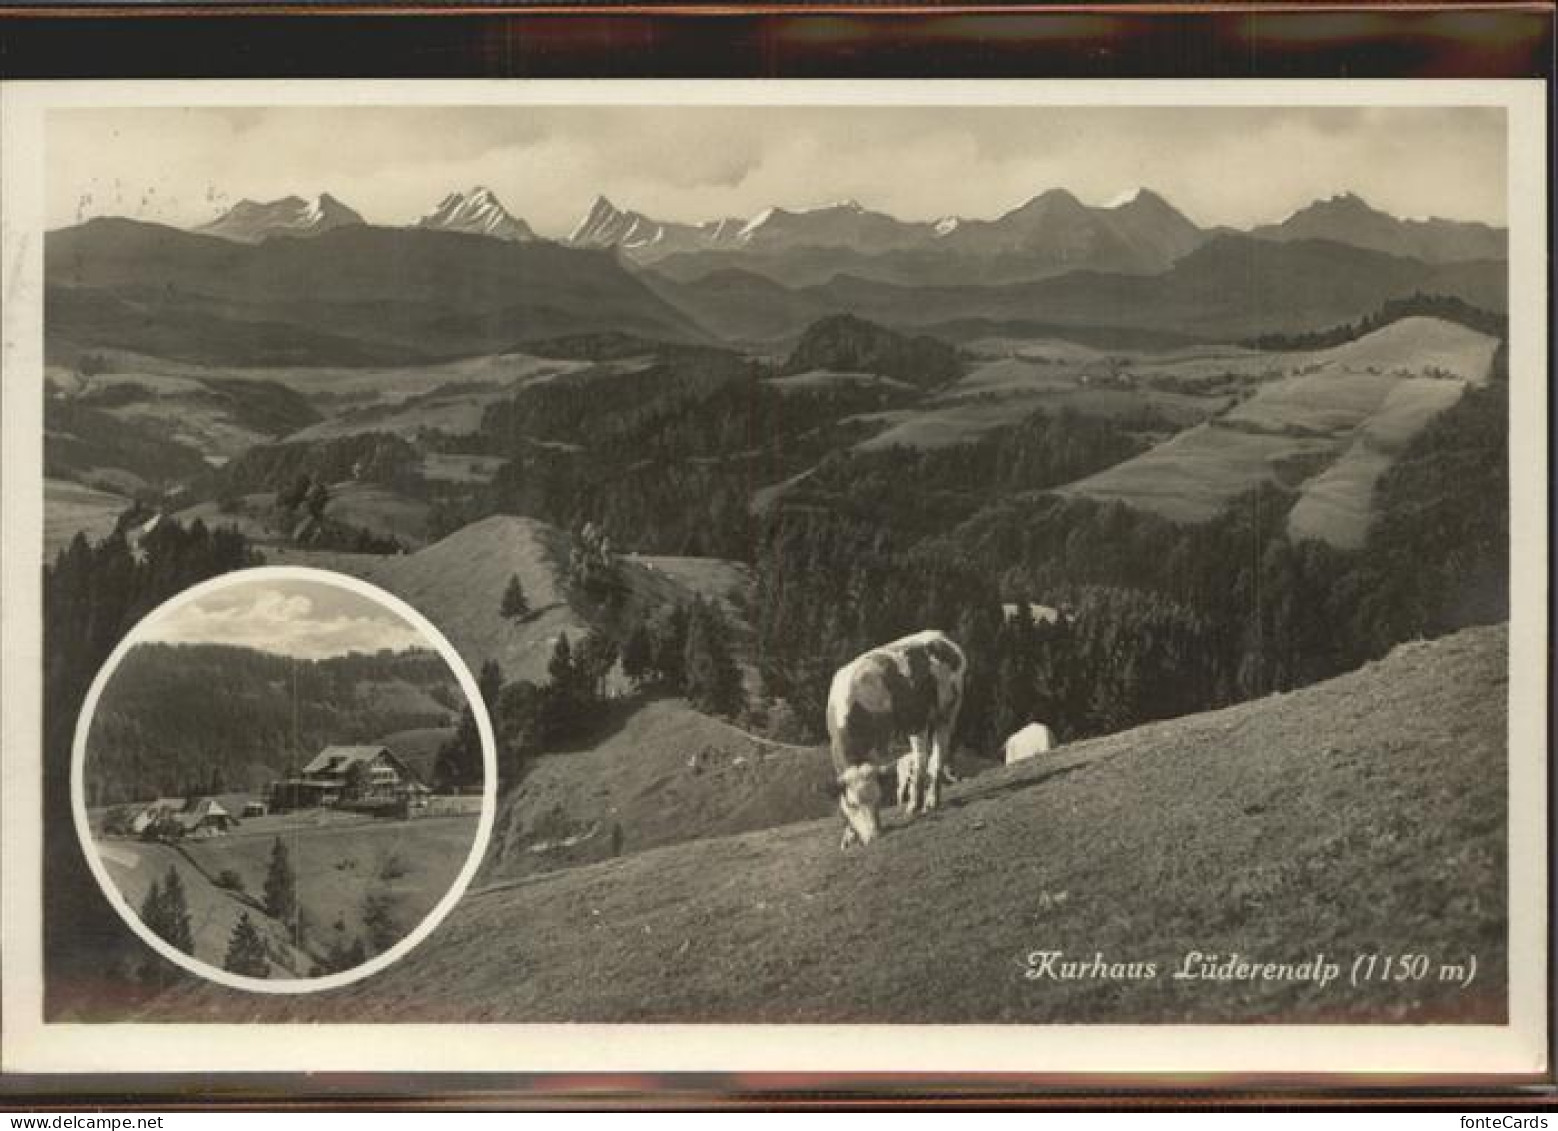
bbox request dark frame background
[0,0,1552,1109]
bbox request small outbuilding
[1003,722,1056,766]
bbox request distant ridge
[195,193,364,243]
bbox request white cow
[1004,722,1055,765]
[826,629,967,848]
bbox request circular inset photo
[72,567,496,993]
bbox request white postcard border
[1,78,1547,1078]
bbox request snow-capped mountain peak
[195,193,364,243]
[738,207,778,241]
[416,186,536,243]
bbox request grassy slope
[134,622,1507,1024]
[482,698,832,883]
[44,478,130,556]
[276,515,750,685]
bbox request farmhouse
[269,744,429,813]
[129,796,235,840]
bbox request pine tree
[140,865,194,954]
[684,597,744,718]
[576,631,618,700]
[499,574,529,620]
[263,837,297,926]
[223,912,270,977]
[650,604,689,691]
[139,874,164,942]
[541,632,583,740]
[440,658,499,791]
[620,621,653,688]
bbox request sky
[140,577,429,661]
[46,104,1506,237]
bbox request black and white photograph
[74,570,492,994]
[0,79,1546,1077]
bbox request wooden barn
[129,796,234,840]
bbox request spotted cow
[826,630,966,848]
[894,750,960,811]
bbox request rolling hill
[45,219,708,367]
[653,235,1505,348]
[122,621,1508,1024]
[274,515,751,686]
[481,698,834,884]
[1059,317,1499,534]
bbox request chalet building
[130,796,235,840]
[268,744,430,814]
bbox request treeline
[787,406,1154,541]
[779,313,962,389]
[473,351,899,557]
[44,518,262,997]
[86,642,458,806]
[437,595,745,789]
[218,432,422,497]
[1242,293,1506,351]
[44,399,209,487]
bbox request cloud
[143,582,425,661]
[47,103,1506,236]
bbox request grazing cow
[894,751,960,811]
[827,630,966,848]
[1004,722,1055,765]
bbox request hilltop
[127,621,1507,1024]
[279,514,750,685]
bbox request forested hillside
[85,643,459,806]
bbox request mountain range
[48,185,1507,365]
[646,234,1505,345]
[190,187,1505,285]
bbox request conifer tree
[223,912,270,978]
[263,837,297,926]
[620,621,653,688]
[499,574,529,620]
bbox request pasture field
[96,837,315,977]
[93,807,480,978]
[284,388,512,442]
[44,477,129,556]
[764,369,918,395]
[321,481,433,546]
[181,813,480,954]
[1061,318,1496,535]
[172,493,280,544]
[1307,316,1500,383]
[421,453,509,484]
[1060,424,1339,523]
[126,623,1507,1024]
[175,482,433,550]
[105,398,272,464]
[1287,378,1467,548]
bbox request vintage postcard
[0,79,1548,1081]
